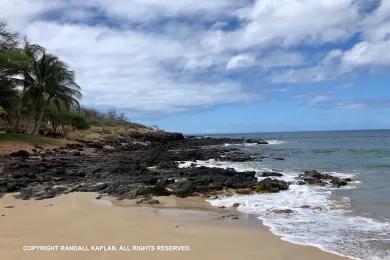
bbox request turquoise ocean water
[205,130,390,259]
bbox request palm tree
[11,41,45,131]
[24,53,81,135]
[1,23,81,134]
[0,23,26,129]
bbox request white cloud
[361,0,390,42]
[292,91,333,106]
[341,41,390,69]
[339,0,390,70]
[307,92,333,105]
[226,54,256,70]
[269,0,390,85]
[332,101,366,110]
[270,50,343,83]
[92,0,246,22]
[258,51,305,69]
[202,0,361,52]
[226,51,304,70]
[1,0,390,117]
[0,0,59,30]
[22,21,261,116]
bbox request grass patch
[0,133,60,146]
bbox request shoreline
[143,195,353,260]
[0,131,365,259]
[0,192,347,260]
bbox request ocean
[191,129,390,260]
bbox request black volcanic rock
[299,170,352,187]
[9,150,30,158]
[261,171,283,177]
[246,139,269,144]
[254,178,289,192]
[0,132,264,200]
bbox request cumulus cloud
[226,54,256,70]
[271,0,390,83]
[92,0,247,22]
[271,40,390,84]
[227,51,304,70]
[361,0,390,41]
[202,0,361,52]
[1,0,389,117]
[0,0,59,29]
[341,41,390,68]
[339,0,390,70]
[22,21,261,116]
[270,50,343,83]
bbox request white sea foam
[266,140,287,145]
[180,160,390,260]
[223,140,287,147]
[209,186,390,260]
[224,142,261,147]
[180,159,301,183]
[243,143,258,147]
[178,159,259,173]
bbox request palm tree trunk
[32,105,43,135]
[13,88,26,131]
[32,98,49,135]
[32,109,43,135]
[13,101,23,131]
[13,114,21,131]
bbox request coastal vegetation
[0,22,142,137]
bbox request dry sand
[0,192,348,260]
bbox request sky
[1,0,390,134]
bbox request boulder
[235,188,253,195]
[331,177,348,187]
[232,202,240,208]
[261,171,283,177]
[6,182,19,192]
[272,209,294,214]
[35,190,56,200]
[246,139,269,144]
[254,178,289,192]
[299,170,351,188]
[10,150,30,158]
[303,170,328,179]
[302,176,324,185]
[219,154,252,162]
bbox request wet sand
[0,192,347,260]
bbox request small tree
[71,115,89,130]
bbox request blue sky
[1,0,390,134]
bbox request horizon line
[185,128,390,136]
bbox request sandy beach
[1,1,389,258]
[0,192,346,260]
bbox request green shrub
[71,115,90,130]
[0,106,7,120]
